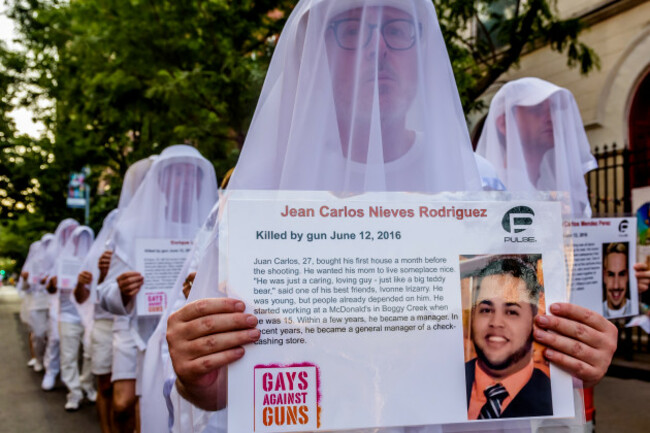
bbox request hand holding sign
[98,250,113,284]
[117,271,144,307]
[167,297,260,411]
[634,262,650,294]
[534,302,618,388]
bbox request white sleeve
[169,382,215,433]
[97,255,133,316]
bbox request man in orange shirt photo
[465,257,552,419]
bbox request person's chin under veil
[174,1,582,433]
[476,77,597,219]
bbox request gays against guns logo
[254,363,321,431]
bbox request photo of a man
[602,242,632,318]
[462,256,552,420]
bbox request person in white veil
[41,218,79,391]
[167,1,616,432]
[139,202,220,433]
[21,233,55,373]
[46,225,96,410]
[74,208,120,433]
[98,144,217,432]
[475,78,625,430]
[18,239,42,369]
[90,156,156,432]
[475,78,598,219]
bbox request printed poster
[57,258,83,290]
[135,238,192,316]
[569,217,638,319]
[222,191,575,433]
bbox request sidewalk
[593,376,650,432]
[1,285,650,432]
[0,286,100,433]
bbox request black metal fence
[587,142,650,216]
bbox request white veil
[19,240,41,284]
[73,210,120,342]
[45,219,80,341]
[111,145,218,270]
[118,156,158,209]
[46,219,80,276]
[54,225,95,345]
[228,0,481,193]
[32,233,55,283]
[140,202,221,433]
[19,240,41,323]
[79,208,120,280]
[476,78,597,218]
[180,0,490,432]
[58,225,95,266]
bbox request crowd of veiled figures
[14,1,649,433]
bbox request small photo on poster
[459,254,552,420]
[602,242,633,319]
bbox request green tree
[0,0,598,266]
[435,0,599,112]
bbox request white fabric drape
[111,146,218,270]
[54,226,94,332]
[181,0,489,432]
[141,202,220,433]
[476,78,597,218]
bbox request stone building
[473,0,650,154]
[472,0,650,215]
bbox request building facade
[474,0,650,154]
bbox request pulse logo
[619,219,629,233]
[502,206,537,243]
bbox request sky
[1,3,45,139]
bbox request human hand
[46,276,58,294]
[77,271,93,286]
[116,271,144,306]
[167,298,260,411]
[97,250,113,283]
[20,271,29,280]
[534,303,617,388]
[75,271,92,304]
[634,262,650,294]
[182,272,197,299]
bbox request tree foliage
[0,0,597,267]
[436,0,599,112]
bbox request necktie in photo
[478,383,509,419]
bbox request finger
[119,275,144,288]
[546,303,612,333]
[177,347,245,383]
[181,313,258,341]
[117,271,142,282]
[174,298,246,322]
[535,314,601,348]
[534,327,601,366]
[633,262,648,272]
[183,328,261,359]
[542,347,601,385]
[124,283,143,295]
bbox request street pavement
[0,285,100,433]
[1,285,649,432]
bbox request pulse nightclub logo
[619,219,629,233]
[502,206,537,243]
